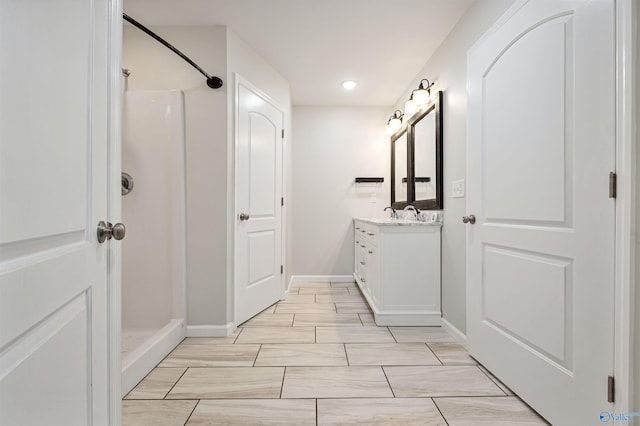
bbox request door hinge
[280,265,284,274]
[281,129,285,139]
[607,376,615,403]
[281,197,284,206]
[609,172,617,199]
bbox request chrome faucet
[403,205,421,220]
[384,206,398,219]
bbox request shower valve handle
[97,221,127,243]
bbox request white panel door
[0,0,111,425]
[235,78,284,325]
[467,1,615,424]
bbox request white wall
[292,107,390,275]
[391,0,514,333]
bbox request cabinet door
[365,245,379,305]
[359,244,369,292]
[354,237,361,279]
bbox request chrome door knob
[462,215,476,224]
[97,221,127,243]
[239,213,250,221]
[111,223,126,240]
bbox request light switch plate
[452,179,465,198]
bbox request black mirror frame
[390,90,443,210]
[390,129,409,209]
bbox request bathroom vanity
[353,218,441,326]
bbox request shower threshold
[121,318,185,396]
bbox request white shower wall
[122,90,186,332]
[120,91,187,394]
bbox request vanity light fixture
[386,110,403,134]
[411,78,433,106]
[404,98,418,119]
[341,80,357,90]
[385,78,435,134]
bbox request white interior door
[235,77,284,325]
[467,1,615,424]
[0,0,112,424]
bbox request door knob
[239,213,250,221]
[462,215,476,224]
[97,221,127,243]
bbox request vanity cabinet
[353,218,441,326]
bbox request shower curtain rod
[123,13,223,89]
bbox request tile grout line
[424,342,444,366]
[163,367,190,399]
[232,327,243,344]
[253,344,262,367]
[388,327,398,343]
[475,364,508,396]
[182,399,200,425]
[343,343,350,366]
[279,366,287,398]
[380,366,397,398]
[315,398,319,426]
[123,363,160,399]
[124,395,515,402]
[430,397,451,426]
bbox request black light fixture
[410,78,433,107]
[385,78,435,133]
[385,110,404,134]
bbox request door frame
[465,0,637,413]
[107,0,123,424]
[231,73,287,327]
[613,0,637,413]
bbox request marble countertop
[354,217,442,227]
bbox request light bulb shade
[385,123,393,134]
[388,116,402,132]
[412,88,429,106]
[404,99,418,115]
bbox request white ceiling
[124,0,474,106]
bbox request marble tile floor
[123,281,548,425]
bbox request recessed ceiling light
[341,80,357,90]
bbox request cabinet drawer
[355,221,378,245]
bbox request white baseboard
[287,275,355,293]
[290,275,354,283]
[186,322,235,337]
[441,317,467,348]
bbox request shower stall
[120,90,187,395]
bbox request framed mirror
[390,90,443,210]
[410,90,443,209]
[390,130,408,208]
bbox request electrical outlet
[452,180,465,198]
